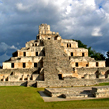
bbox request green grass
[97,82,109,86]
[0,86,109,109]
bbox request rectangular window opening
[23,63,26,68]
[96,62,98,67]
[58,74,62,80]
[23,52,26,56]
[86,64,88,67]
[71,52,73,56]
[76,62,78,67]
[36,52,38,56]
[82,53,84,57]
[34,63,37,67]
[11,63,14,68]
[67,43,71,47]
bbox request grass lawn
[97,82,109,86]
[0,86,109,109]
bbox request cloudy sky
[0,0,109,65]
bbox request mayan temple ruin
[0,23,109,89]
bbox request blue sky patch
[99,5,102,9]
[98,0,105,9]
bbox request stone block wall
[64,48,88,57]
[17,47,44,57]
[0,68,40,82]
[61,39,78,48]
[91,86,109,98]
[88,62,96,67]
[3,63,11,69]
[98,61,106,67]
[77,67,109,78]
[0,81,27,86]
[36,78,109,88]
[3,56,43,69]
[25,40,40,47]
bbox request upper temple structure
[0,24,109,87]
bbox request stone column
[27,75,30,81]
[22,75,24,81]
[3,76,5,81]
[8,76,10,81]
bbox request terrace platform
[39,86,109,102]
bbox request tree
[76,40,87,48]
[72,39,106,60]
[106,51,109,59]
[106,50,109,67]
[91,52,105,60]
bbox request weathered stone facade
[0,24,109,87]
[44,85,109,99]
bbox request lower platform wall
[0,81,27,86]
[0,68,39,81]
[0,79,109,87]
[36,79,109,88]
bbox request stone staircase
[43,40,73,81]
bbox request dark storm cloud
[0,0,109,65]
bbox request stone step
[43,40,73,80]
[62,93,88,98]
